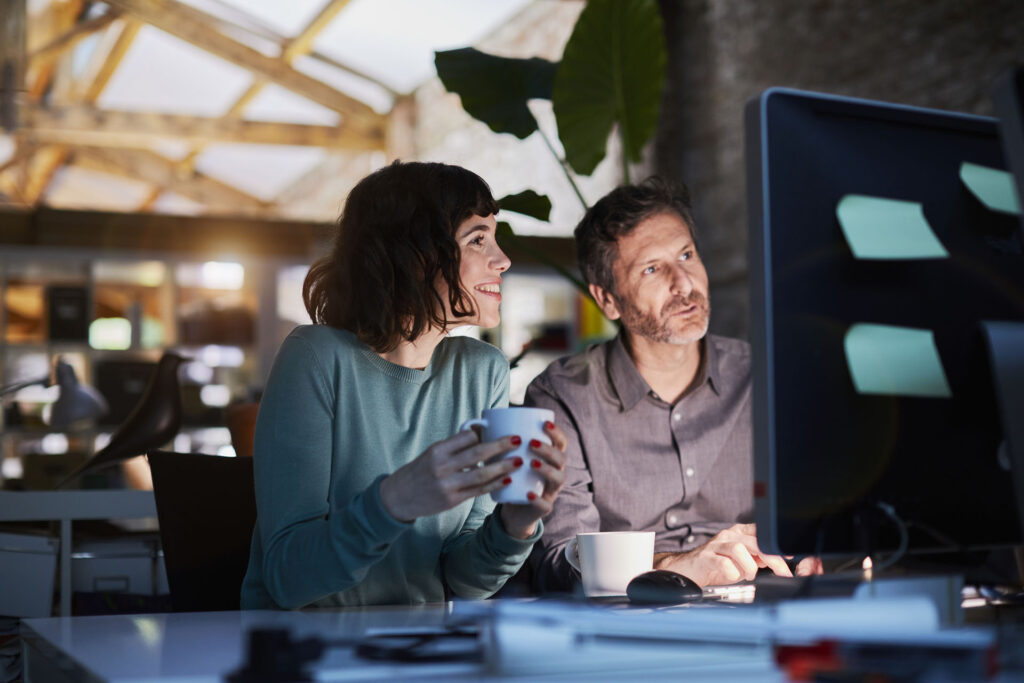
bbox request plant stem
[537,126,589,211]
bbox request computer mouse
[626,570,703,605]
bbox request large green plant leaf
[497,190,552,221]
[552,0,666,176]
[435,48,558,139]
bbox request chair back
[149,450,256,611]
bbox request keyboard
[703,574,862,604]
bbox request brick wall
[653,0,1024,338]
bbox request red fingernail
[512,456,523,467]
[527,492,537,501]
[530,439,541,449]
[531,459,541,469]
[502,477,512,485]
[510,435,521,445]
[545,421,554,430]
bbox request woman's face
[448,213,510,328]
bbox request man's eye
[681,250,693,261]
[642,265,656,275]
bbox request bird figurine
[57,351,186,489]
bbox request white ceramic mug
[459,406,553,504]
[565,531,656,597]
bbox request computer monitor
[745,88,1024,558]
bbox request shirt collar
[607,331,721,411]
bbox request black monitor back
[745,88,1024,557]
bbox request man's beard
[618,292,710,344]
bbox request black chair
[148,450,256,612]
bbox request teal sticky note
[844,324,952,398]
[959,162,1022,215]
[836,195,948,260]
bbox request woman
[241,161,567,609]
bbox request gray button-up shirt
[524,332,753,593]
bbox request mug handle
[459,417,487,433]
[564,537,581,573]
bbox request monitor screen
[745,88,1024,557]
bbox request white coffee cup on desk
[459,406,553,504]
[565,531,656,597]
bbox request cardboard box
[0,530,57,618]
[72,535,169,596]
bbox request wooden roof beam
[103,0,384,132]
[19,103,386,150]
[28,9,122,66]
[70,146,270,213]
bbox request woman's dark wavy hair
[575,176,698,295]
[303,161,498,352]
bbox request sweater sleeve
[253,334,411,609]
[439,353,540,598]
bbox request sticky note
[836,195,948,259]
[959,162,1022,215]
[844,324,952,398]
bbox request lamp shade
[49,360,108,429]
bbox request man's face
[591,211,710,345]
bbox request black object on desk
[627,570,702,605]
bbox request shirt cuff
[485,505,543,554]
[356,474,414,541]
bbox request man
[526,177,819,593]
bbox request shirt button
[686,535,696,544]
[667,513,679,527]
[672,413,681,422]
[685,467,695,477]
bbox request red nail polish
[512,456,523,467]
[527,492,537,501]
[545,421,555,430]
[510,435,522,446]
[530,439,541,449]
[502,477,512,485]
[531,459,541,469]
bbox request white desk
[21,598,1016,682]
[0,490,157,616]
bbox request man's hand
[654,523,813,587]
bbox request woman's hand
[379,429,523,523]
[499,421,568,539]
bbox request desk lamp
[0,357,108,429]
[56,351,185,488]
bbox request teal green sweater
[240,325,539,609]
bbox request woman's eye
[469,235,486,247]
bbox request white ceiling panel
[151,191,206,216]
[96,25,255,116]
[292,56,394,115]
[243,84,341,125]
[46,165,152,210]
[182,0,331,40]
[0,136,14,165]
[193,144,328,200]
[313,0,531,93]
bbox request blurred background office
[0,0,1022,488]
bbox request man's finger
[713,541,759,581]
[729,532,793,578]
